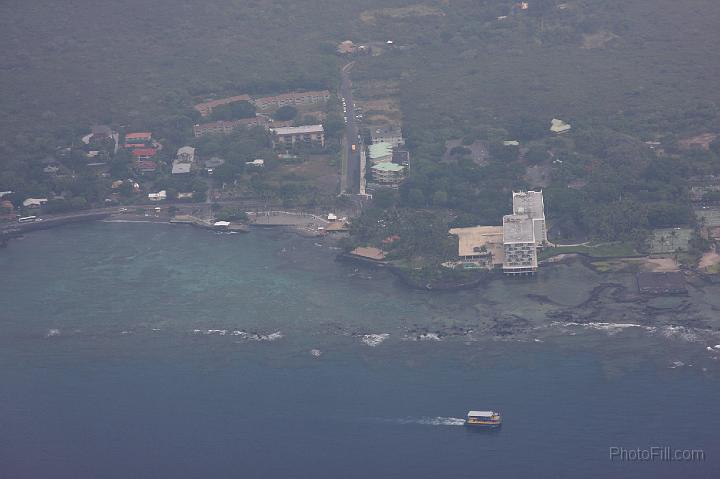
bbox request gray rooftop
[503,214,536,243]
[272,125,324,135]
[512,190,545,219]
[172,162,192,174]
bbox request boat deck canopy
[467,410,495,417]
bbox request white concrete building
[502,214,538,274]
[271,125,325,147]
[148,190,167,201]
[176,146,196,163]
[171,162,192,174]
[371,127,404,148]
[512,190,547,246]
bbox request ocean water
[0,223,718,478]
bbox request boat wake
[391,417,466,427]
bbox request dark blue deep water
[0,224,718,478]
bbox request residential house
[131,148,157,160]
[337,40,358,55]
[148,190,167,201]
[194,95,252,117]
[124,132,152,148]
[23,198,48,209]
[91,125,113,142]
[203,157,225,174]
[134,160,158,173]
[550,119,571,134]
[371,127,404,148]
[271,125,325,147]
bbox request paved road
[340,62,361,194]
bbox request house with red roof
[131,148,157,160]
[124,132,152,148]
[134,160,158,173]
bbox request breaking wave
[551,321,655,335]
[192,329,283,341]
[361,333,389,347]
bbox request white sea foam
[552,321,654,335]
[204,329,227,335]
[361,333,389,347]
[670,361,685,368]
[660,326,700,342]
[419,333,442,341]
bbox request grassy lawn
[539,242,641,260]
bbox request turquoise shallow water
[0,223,719,478]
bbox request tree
[432,190,448,206]
[526,146,549,165]
[646,202,692,227]
[407,188,426,208]
[274,105,298,121]
[373,189,397,209]
[210,101,256,121]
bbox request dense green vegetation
[2,0,720,259]
[348,0,720,247]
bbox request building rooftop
[371,126,402,139]
[131,148,157,157]
[172,162,192,174]
[125,132,152,140]
[368,142,393,159]
[92,125,113,137]
[177,146,195,157]
[272,125,324,135]
[449,226,504,257]
[512,190,545,219]
[204,157,225,168]
[194,95,252,115]
[350,246,386,261]
[371,162,404,172]
[550,118,571,133]
[503,214,536,243]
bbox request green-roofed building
[371,162,406,186]
[368,142,393,164]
